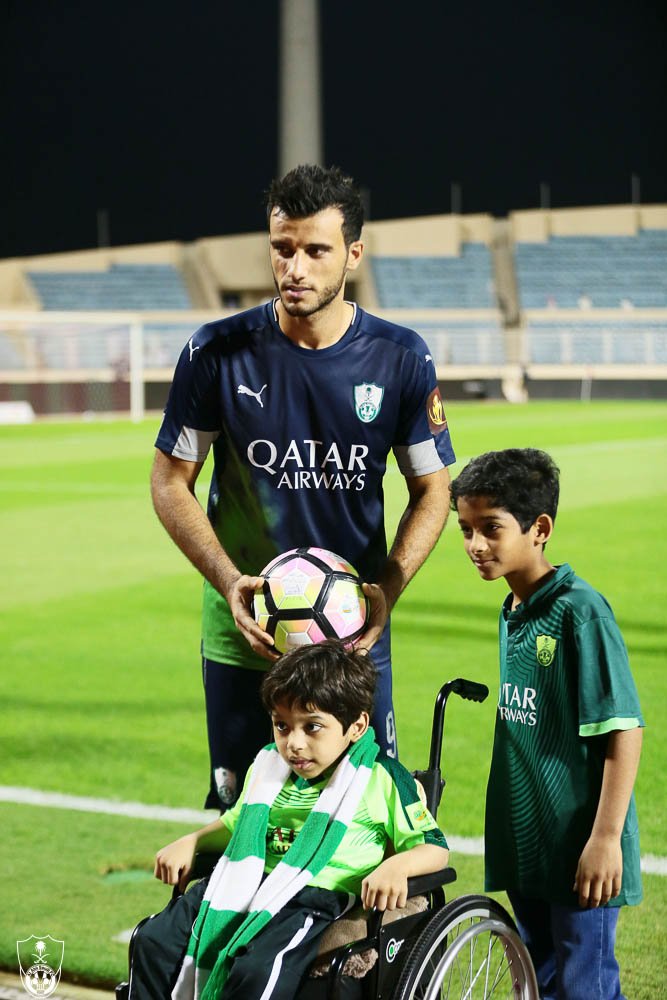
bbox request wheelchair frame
[117,678,538,999]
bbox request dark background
[2,0,665,258]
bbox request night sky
[2,0,665,259]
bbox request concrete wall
[510,203,667,242]
[365,213,493,256]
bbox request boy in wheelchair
[129,640,449,1000]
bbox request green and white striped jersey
[219,751,447,896]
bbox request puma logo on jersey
[237,383,268,407]
[188,338,200,361]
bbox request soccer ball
[252,547,369,654]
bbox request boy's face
[456,495,548,583]
[270,701,368,780]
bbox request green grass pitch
[0,400,665,995]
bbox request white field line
[2,785,666,877]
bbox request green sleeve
[575,617,644,736]
[377,757,448,851]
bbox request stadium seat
[515,231,667,309]
[27,264,193,310]
[371,245,495,309]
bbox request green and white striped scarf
[171,727,379,1000]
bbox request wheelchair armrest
[170,850,222,901]
[406,866,457,897]
[191,850,222,880]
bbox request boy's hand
[361,855,409,911]
[154,833,199,892]
[573,833,623,908]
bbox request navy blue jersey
[156,300,455,667]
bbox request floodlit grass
[1,401,665,997]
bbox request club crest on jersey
[536,634,557,667]
[17,935,64,998]
[426,387,447,434]
[354,383,384,423]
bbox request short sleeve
[378,757,448,852]
[575,617,644,737]
[392,337,455,475]
[155,327,222,461]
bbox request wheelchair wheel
[392,894,538,999]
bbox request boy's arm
[361,843,449,911]
[574,726,643,908]
[154,819,232,892]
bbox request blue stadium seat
[515,230,667,309]
[27,264,193,310]
[526,319,667,365]
[0,332,24,369]
[372,245,495,308]
[410,320,505,365]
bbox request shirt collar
[502,563,574,619]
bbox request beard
[274,267,347,318]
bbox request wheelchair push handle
[447,677,489,703]
[421,677,489,812]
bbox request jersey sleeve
[575,615,644,737]
[376,756,448,853]
[392,335,455,476]
[155,326,222,462]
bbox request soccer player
[451,448,643,1000]
[151,164,455,810]
[128,641,449,1000]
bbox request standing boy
[450,448,643,1000]
[151,163,454,809]
[129,640,448,1000]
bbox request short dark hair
[450,448,560,532]
[265,164,364,246]
[260,639,376,731]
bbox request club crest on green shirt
[536,634,557,667]
[405,800,438,831]
[354,383,384,423]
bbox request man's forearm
[379,468,450,611]
[150,456,240,599]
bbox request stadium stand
[0,331,23,369]
[409,319,506,365]
[372,244,495,308]
[525,319,667,365]
[515,230,667,309]
[1,203,666,415]
[26,263,193,311]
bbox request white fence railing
[1,309,666,418]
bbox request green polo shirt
[485,564,643,906]
[218,752,447,896]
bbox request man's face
[269,206,363,318]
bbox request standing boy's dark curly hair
[260,639,376,732]
[450,448,560,531]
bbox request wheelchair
[117,678,538,999]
